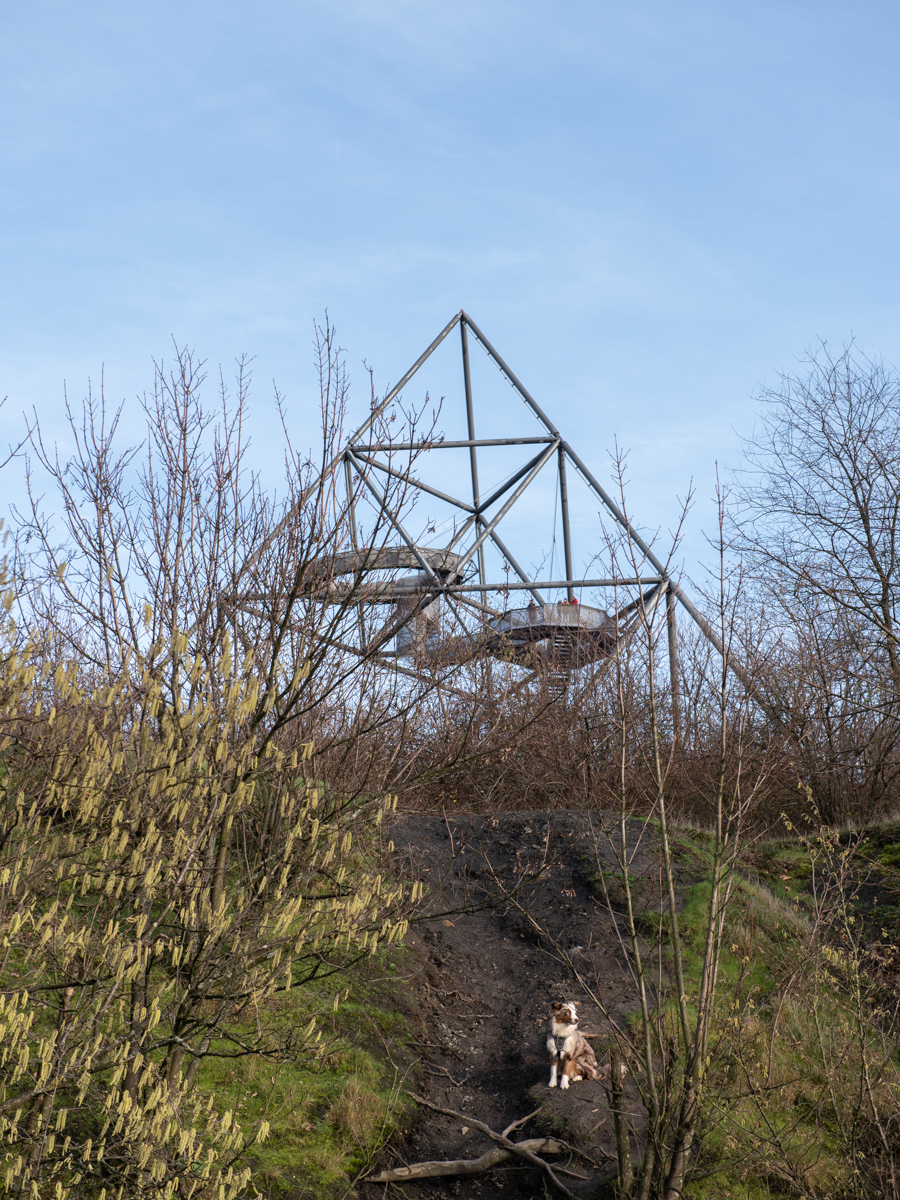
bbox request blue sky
[3,0,900,588]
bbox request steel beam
[353,436,555,451]
[352,452,476,513]
[560,441,665,574]
[459,313,731,674]
[461,320,486,587]
[345,451,439,583]
[348,310,464,445]
[552,438,773,705]
[236,311,465,583]
[475,448,555,515]
[557,446,575,602]
[343,458,360,552]
[462,312,560,437]
[477,523,546,607]
[452,440,561,577]
[587,587,666,686]
[443,443,562,554]
[438,577,660,593]
[666,584,682,741]
[298,576,662,604]
[343,456,367,649]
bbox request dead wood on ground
[367,1095,582,1197]
[366,1136,565,1181]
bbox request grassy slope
[195,954,418,1199]
[670,819,900,1199]
[186,818,900,1199]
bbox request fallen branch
[367,1136,565,1182]
[403,1094,581,1198]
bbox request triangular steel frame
[231,311,762,715]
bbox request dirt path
[361,810,652,1199]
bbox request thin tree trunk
[610,1047,634,1195]
[662,1077,696,1200]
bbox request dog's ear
[551,1002,564,1014]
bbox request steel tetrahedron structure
[229,311,751,710]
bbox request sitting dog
[547,1000,600,1089]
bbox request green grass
[686,1180,795,1200]
[674,878,843,1196]
[649,824,900,1198]
[195,954,417,1199]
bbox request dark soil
[360,810,655,1200]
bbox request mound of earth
[360,810,653,1199]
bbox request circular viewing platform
[482,601,617,666]
[400,600,618,668]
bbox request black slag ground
[360,810,655,1200]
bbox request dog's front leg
[548,1057,558,1088]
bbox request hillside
[359,810,655,1199]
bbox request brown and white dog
[547,1000,600,1089]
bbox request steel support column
[558,447,575,602]
[461,318,486,587]
[666,584,682,742]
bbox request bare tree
[735,341,900,820]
